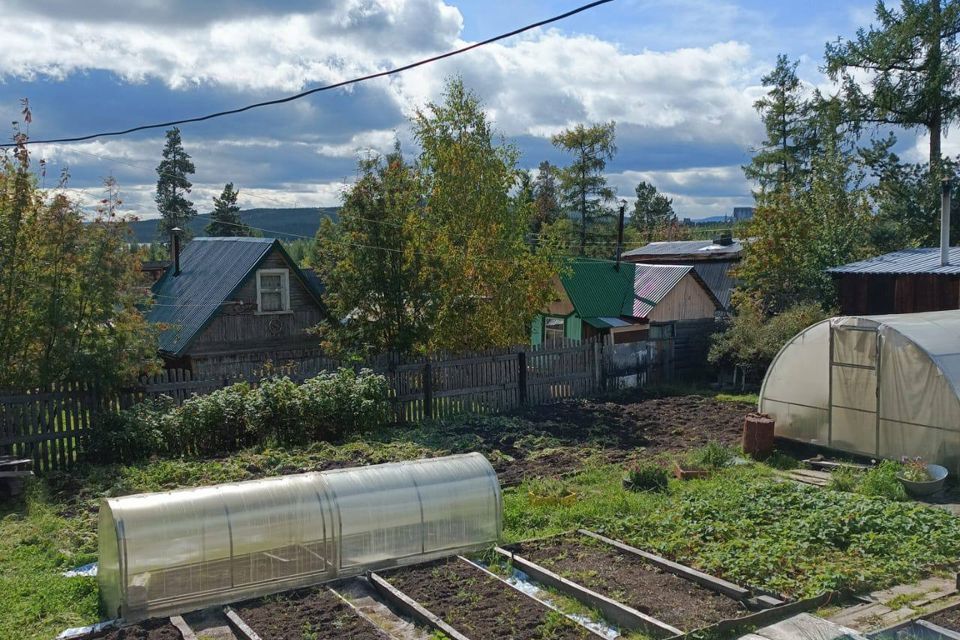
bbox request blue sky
[0,0,930,220]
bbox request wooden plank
[456,556,611,640]
[223,606,264,640]
[169,615,197,640]
[367,572,473,640]
[578,529,751,600]
[492,546,682,637]
[917,619,960,640]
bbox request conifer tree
[205,182,252,236]
[155,127,197,239]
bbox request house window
[544,317,565,342]
[650,322,675,340]
[257,269,290,313]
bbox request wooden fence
[0,339,606,473]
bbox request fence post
[517,351,527,406]
[423,362,433,419]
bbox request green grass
[5,422,960,639]
[504,463,960,599]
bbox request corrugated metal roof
[621,239,743,259]
[147,237,324,356]
[623,264,693,317]
[827,247,960,275]
[692,261,736,310]
[559,259,635,319]
[559,259,696,322]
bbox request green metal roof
[559,259,636,319]
[559,258,704,323]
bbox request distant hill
[129,207,339,243]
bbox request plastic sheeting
[98,453,501,621]
[760,309,960,472]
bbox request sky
[0,0,936,222]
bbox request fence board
[0,339,619,473]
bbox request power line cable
[2,0,614,148]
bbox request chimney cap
[171,226,183,233]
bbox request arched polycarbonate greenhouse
[98,453,502,621]
[760,310,960,472]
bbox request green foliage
[630,180,676,241]
[552,121,618,256]
[709,299,829,375]
[688,442,737,470]
[315,78,563,354]
[828,460,908,501]
[530,160,562,239]
[155,127,197,240]
[505,464,960,598]
[623,461,669,492]
[900,458,933,482]
[0,141,159,389]
[81,369,390,463]
[204,182,254,236]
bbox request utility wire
[3,0,614,148]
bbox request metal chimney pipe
[170,227,183,276]
[615,199,626,272]
[942,180,952,267]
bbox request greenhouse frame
[97,452,502,621]
[759,310,960,472]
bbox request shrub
[300,368,391,441]
[81,396,174,464]
[688,442,737,470]
[176,382,253,455]
[623,461,669,492]
[859,460,907,501]
[827,466,861,493]
[246,377,304,445]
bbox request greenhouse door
[829,325,880,456]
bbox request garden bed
[380,557,594,640]
[926,607,960,632]
[232,585,388,640]
[100,620,183,640]
[508,533,748,632]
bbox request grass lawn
[3,394,959,639]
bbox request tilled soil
[925,606,960,631]
[493,394,751,484]
[233,585,388,640]
[382,558,593,640]
[511,534,747,632]
[100,620,182,640]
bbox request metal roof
[559,259,698,322]
[691,261,736,310]
[827,247,960,275]
[148,237,323,356]
[623,264,693,317]
[621,239,744,259]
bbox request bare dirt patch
[382,558,593,640]
[100,620,182,640]
[925,606,960,631]
[233,585,388,640]
[510,533,747,632]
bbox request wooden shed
[147,237,327,376]
[828,247,960,316]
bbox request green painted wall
[565,315,582,340]
[531,315,544,346]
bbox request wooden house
[531,259,720,377]
[828,248,960,315]
[620,233,743,311]
[147,237,327,376]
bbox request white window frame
[544,316,566,343]
[256,268,291,314]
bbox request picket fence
[0,338,605,473]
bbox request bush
[81,396,174,464]
[688,442,737,470]
[81,368,391,462]
[826,460,907,501]
[623,461,669,492]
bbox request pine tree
[155,127,197,239]
[531,160,561,235]
[631,181,676,241]
[825,0,960,174]
[744,55,812,193]
[205,182,252,236]
[552,122,617,255]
